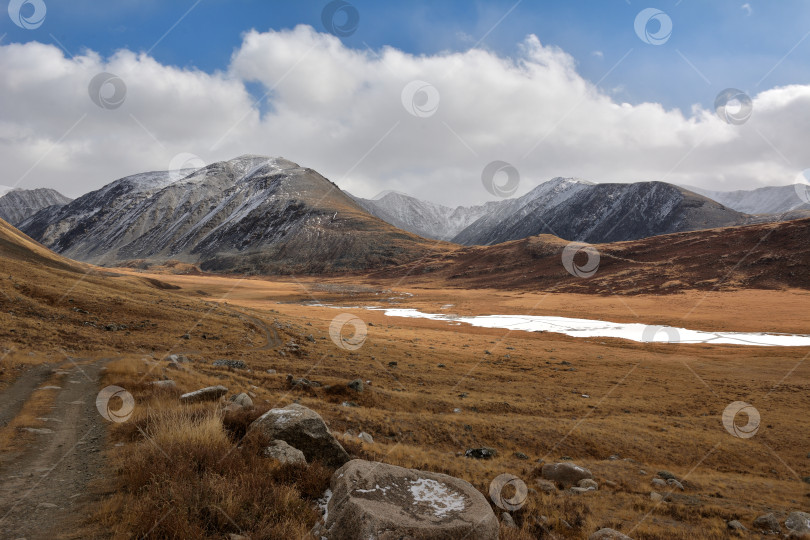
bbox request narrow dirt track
[0,359,108,539]
[0,364,53,428]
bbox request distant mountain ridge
[0,188,72,226]
[20,155,443,274]
[683,184,810,215]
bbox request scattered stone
[179,385,228,404]
[785,511,810,535]
[248,403,349,468]
[266,369,277,374]
[324,459,499,539]
[666,478,684,491]
[453,408,462,414]
[149,380,176,388]
[38,386,61,390]
[36,502,58,509]
[166,361,182,370]
[167,354,188,363]
[589,528,634,539]
[347,379,364,393]
[286,374,321,388]
[357,432,374,444]
[571,486,595,494]
[651,478,666,487]
[753,513,781,534]
[437,363,446,368]
[306,334,316,342]
[578,478,599,490]
[341,401,358,408]
[465,447,496,459]
[608,454,620,460]
[657,470,677,481]
[229,392,253,408]
[727,520,746,531]
[501,512,517,528]
[212,359,246,369]
[263,439,307,465]
[541,462,593,487]
[535,479,557,493]
[513,452,529,460]
[650,492,663,502]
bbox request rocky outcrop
[247,404,349,468]
[323,459,498,539]
[264,440,306,465]
[0,188,71,226]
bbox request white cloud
[0,25,808,205]
[741,3,753,16]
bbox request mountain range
[0,188,72,226]
[10,155,810,274]
[18,156,441,274]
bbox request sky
[1,0,810,205]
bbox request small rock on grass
[727,520,746,531]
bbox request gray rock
[570,486,595,494]
[324,459,499,540]
[785,511,810,535]
[179,385,228,404]
[535,479,557,493]
[753,513,781,534]
[541,462,593,487]
[212,359,246,369]
[589,528,634,539]
[357,432,374,444]
[149,380,176,388]
[513,452,529,460]
[167,354,188,363]
[578,478,599,490]
[248,403,349,468]
[23,428,54,435]
[347,379,364,392]
[657,470,677,481]
[650,492,663,502]
[666,478,684,491]
[465,447,496,459]
[263,439,307,465]
[651,478,666,487]
[266,368,277,374]
[229,392,253,408]
[727,520,746,531]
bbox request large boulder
[248,404,349,468]
[179,385,228,404]
[786,511,810,536]
[589,528,634,540]
[541,462,593,487]
[324,459,498,540]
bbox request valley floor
[1,270,808,538]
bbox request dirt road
[0,359,107,539]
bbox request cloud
[741,3,753,16]
[0,25,808,205]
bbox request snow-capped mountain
[349,191,498,241]
[0,188,72,226]
[19,156,440,273]
[684,184,810,215]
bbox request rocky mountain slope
[371,217,810,294]
[0,188,71,226]
[685,184,810,215]
[19,156,443,273]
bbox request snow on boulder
[247,403,349,468]
[323,459,498,540]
